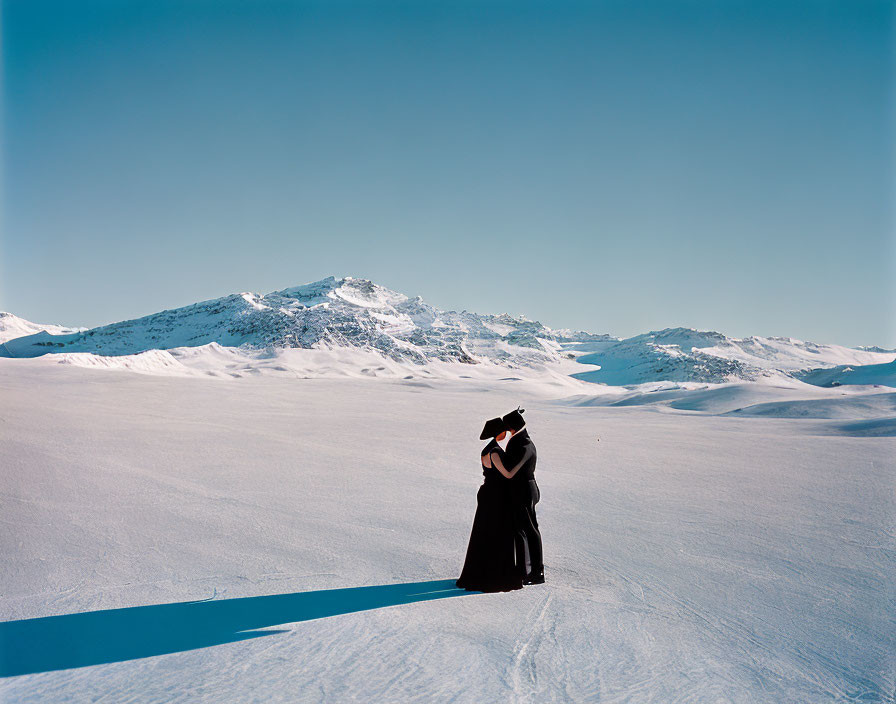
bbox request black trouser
[513,480,543,578]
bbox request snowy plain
[1,352,894,703]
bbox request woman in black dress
[456,418,523,592]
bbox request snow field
[1,364,893,702]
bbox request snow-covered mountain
[795,359,896,388]
[0,312,83,344]
[0,277,607,367]
[570,327,896,385]
[2,276,893,386]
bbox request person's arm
[490,444,534,479]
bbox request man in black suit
[502,407,544,585]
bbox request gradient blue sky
[2,0,894,346]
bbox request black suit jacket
[505,428,537,482]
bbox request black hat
[479,417,506,440]
[502,406,526,431]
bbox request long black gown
[456,440,523,592]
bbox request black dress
[456,440,524,592]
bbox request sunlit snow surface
[1,358,893,702]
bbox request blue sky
[2,0,893,346]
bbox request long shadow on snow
[0,579,468,677]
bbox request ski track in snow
[506,592,554,700]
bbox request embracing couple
[456,407,544,593]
